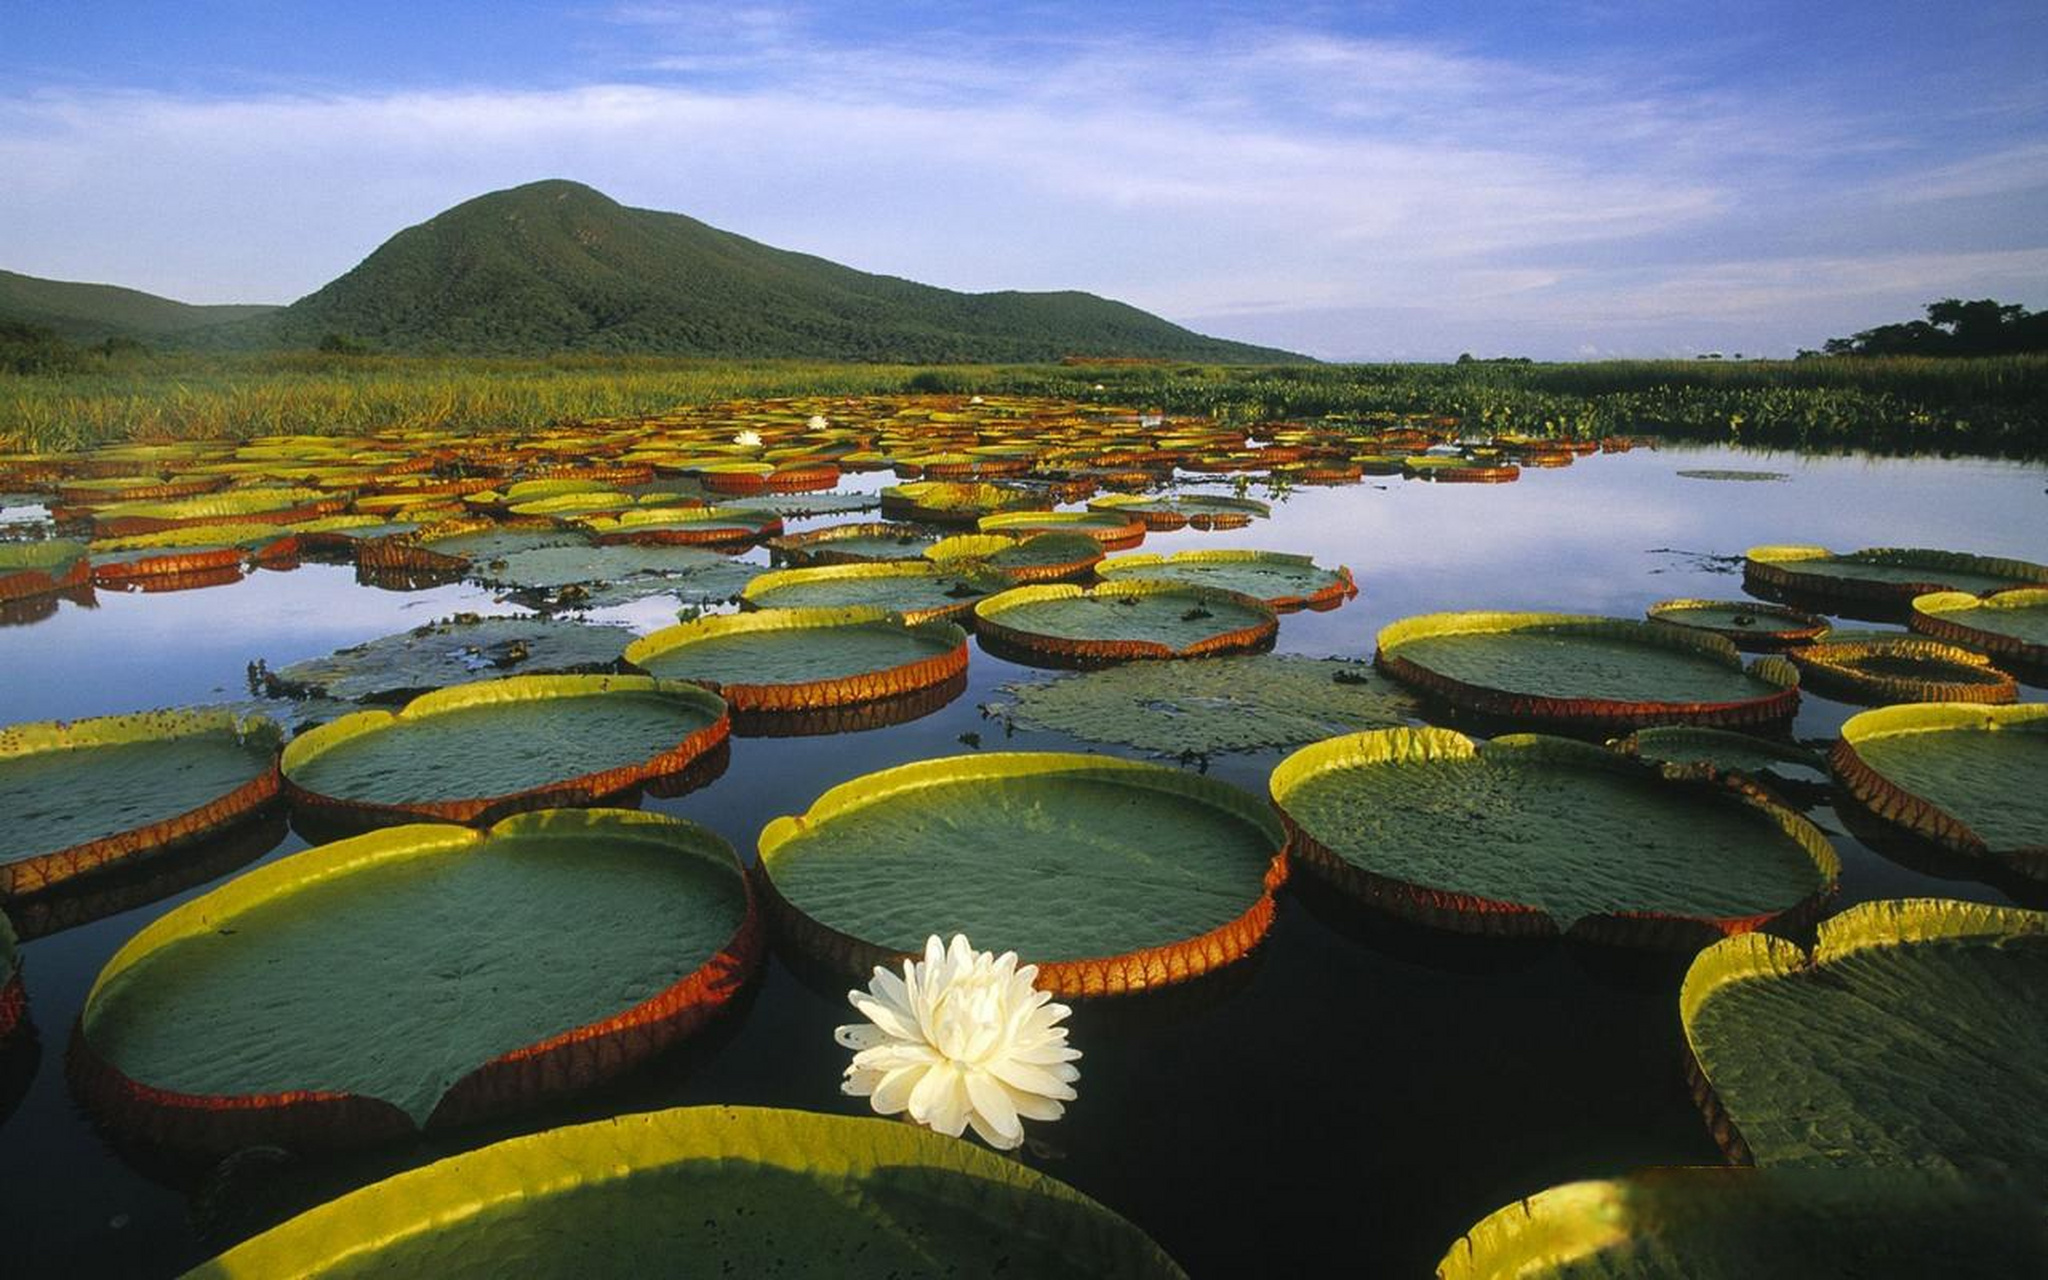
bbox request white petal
[870,1063,926,1116]
[834,1024,888,1051]
[985,1058,1079,1101]
[965,1072,1022,1147]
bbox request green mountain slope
[0,269,279,345]
[269,180,1302,362]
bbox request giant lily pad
[1269,728,1837,946]
[1646,598,1829,650]
[723,490,880,517]
[879,481,1041,525]
[924,532,1104,583]
[264,616,632,702]
[1910,588,2048,677]
[1612,727,1830,805]
[1000,655,1421,756]
[758,752,1287,995]
[0,539,90,603]
[1087,493,1270,531]
[768,521,943,566]
[625,608,970,712]
[581,505,783,547]
[975,581,1279,667]
[1828,703,2047,881]
[1680,898,2048,1179]
[1787,635,2017,705]
[977,509,1147,549]
[1744,545,2048,605]
[740,561,1001,624]
[472,544,759,608]
[1438,1168,2048,1280]
[1096,550,1357,611]
[282,676,729,826]
[71,810,762,1149]
[0,708,281,898]
[1375,612,1799,732]
[189,1105,1184,1278]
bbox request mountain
[266,180,1302,362]
[0,269,279,346]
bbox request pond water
[1,441,2044,1276]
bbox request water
[1,443,2043,1276]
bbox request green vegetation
[5,348,2046,455]
[1816,297,2048,358]
[0,270,276,347]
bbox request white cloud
[0,20,2040,358]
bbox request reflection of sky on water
[0,440,2043,1276]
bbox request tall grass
[5,352,2044,457]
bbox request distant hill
[264,180,1301,362]
[0,269,278,346]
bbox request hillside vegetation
[269,180,1299,362]
[0,270,277,346]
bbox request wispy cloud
[1,7,2041,358]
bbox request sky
[3,2,2045,360]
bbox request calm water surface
[1,443,2043,1277]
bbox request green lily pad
[1911,589,2048,673]
[769,521,944,566]
[1096,550,1356,610]
[1439,1168,2048,1280]
[0,708,282,898]
[723,491,880,517]
[1376,611,1798,730]
[625,608,968,711]
[977,510,1145,545]
[1087,494,1271,529]
[581,506,782,546]
[474,544,759,607]
[1270,728,1837,944]
[264,616,632,702]
[925,532,1104,581]
[190,1105,1185,1278]
[1788,636,2016,705]
[410,525,588,566]
[1745,545,2048,602]
[77,810,758,1133]
[1829,703,2047,877]
[1613,727,1830,789]
[283,676,727,823]
[975,581,1278,665]
[741,561,1001,624]
[759,752,1286,995]
[1646,598,1829,649]
[1000,655,1422,755]
[1681,898,2048,1180]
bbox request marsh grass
[5,351,2043,456]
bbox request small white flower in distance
[970,395,985,404]
[807,414,829,429]
[732,429,763,448]
[835,934,1080,1150]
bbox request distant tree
[0,320,85,375]
[1820,298,2048,357]
[316,332,373,355]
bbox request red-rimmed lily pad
[0,539,91,604]
[768,521,943,566]
[624,607,970,712]
[282,675,729,827]
[1096,549,1357,611]
[1375,611,1800,732]
[1828,703,2047,882]
[0,708,282,898]
[1786,635,2017,705]
[1910,588,2048,678]
[740,560,1002,624]
[1744,544,2048,606]
[70,809,762,1150]
[1270,727,1838,947]
[924,531,1104,583]
[188,1105,1186,1278]
[1680,898,2048,1178]
[974,581,1278,668]
[1646,598,1830,650]
[758,752,1288,996]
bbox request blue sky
[4,1,2044,359]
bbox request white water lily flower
[806,414,829,429]
[732,429,763,448]
[835,934,1081,1150]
